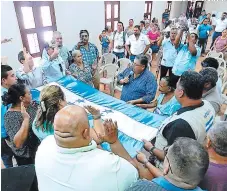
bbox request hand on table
[98,119,118,144]
[127,100,136,105]
[136,104,148,109]
[136,151,148,164]
[142,139,154,152]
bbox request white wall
[170,1,188,19]
[203,1,227,18]
[120,1,145,26]
[151,1,167,26]
[54,1,104,53]
[1,1,23,70]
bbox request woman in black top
[2,83,40,166]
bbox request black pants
[198,38,208,54]
[1,138,14,168]
[14,156,35,166]
[171,73,181,84]
[160,65,173,80]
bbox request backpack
[113,30,127,45]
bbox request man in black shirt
[136,71,215,177]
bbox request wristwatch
[149,146,156,155]
[93,115,101,120]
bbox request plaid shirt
[72,42,99,66]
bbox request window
[105,1,120,31]
[144,1,153,20]
[14,1,57,58]
[167,1,172,12]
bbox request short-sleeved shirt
[69,63,94,87]
[1,87,9,138]
[112,31,125,53]
[72,42,99,66]
[161,39,179,67]
[153,94,181,117]
[35,136,138,191]
[215,18,227,32]
[32,118,54,141]
[199,162,227,191]
[198,24,212,39]
[117,67,157,103]
[126,177,205,191]
[4,103,40,158]
[101,36,109,48]
[214,36,227,53]
[172,44,201,76]
[147,31,160,41]
[126,34,150,55]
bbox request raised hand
[21,102,30,120]
[84,105,101,118]
[98,119,118,144]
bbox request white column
[170,1,188,19]
[151,1,168,26]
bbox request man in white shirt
[111,21,127,59]
[16,48,45,89]
[35,105,139,191]
[211,12,227,48]
[125,25,150,63]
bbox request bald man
[35,105,138,191]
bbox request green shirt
[32,117,54,141]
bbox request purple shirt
[200,162,227,191]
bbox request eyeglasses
[164,147,173,174]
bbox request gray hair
[52,31,62,39]
[199,67,218,88]
[72,50,81,57]
[208,121,227,156]
[168,137,209,186]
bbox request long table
[31,76,166,157]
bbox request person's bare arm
[127,98,144,105]
[136,151,163,178]
[125,44,131,55]
[188,37,197,56]
[84,105,104,144]
[100,119,137,169]
[157,35,164,47]
[143,45,150,55]
[13,103,30,148]
[174,29,183,48]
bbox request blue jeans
[129,55,136,63]
[113,51,125,59]
[1,138,13,168]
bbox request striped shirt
[117,67,157,103]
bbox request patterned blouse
[69,63,94,87]
[4,102,40,158]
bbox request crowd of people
[1,8,227,191]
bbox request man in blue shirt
[72,30,100,89]
[198,18,212,55]
[157,27,178,79]
[171,29,201,83]
[42,41,67,83]
[126,138,209,191]
[1,65,17,168]
[117,55,157,105]
[198,10,207,24]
